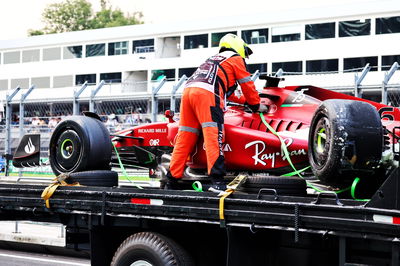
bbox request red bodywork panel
[114,85,400,172]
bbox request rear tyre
[238,176,307,196]
[308,99,383,186]
[111,232,194,266]
[67,170,118,187]
[49,116,112,176]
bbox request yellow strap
[219,189,234,221]
[41,174,80,208]
[218,175,248,225]
[41,183,61,208]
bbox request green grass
[8,172,55,177]
[119,176,151,181]
[6,172,151,181]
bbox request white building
[0,0,399,118]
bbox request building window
[11,78,29,89]
[272,25,301,42]
[100,72,122,83]
[22,49,40,63]
[151,69,175,81]
[306,59,338,73]
[63,46,82,59]
[242,29,268,44]
[272,61,302,75]
[4,51,20,64]
[133,39,154,53]
[43,47,61,61]
[53,75,73,88]
[31,77,50,88]
[247,63,268,73]
[0,80,8,90]
[76,74,96,85]
[305,22,335,40]
[184,34,208,49]
[108,41,128,55]
[344,56,378,72]
[178,67,197,77]
[376,16,400,34]
[339,19,371,37]
[382,55,400,70]
[86,44,105,57]
[211,31,237,47]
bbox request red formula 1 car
[16,75,400,194]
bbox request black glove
[247,103,260,113]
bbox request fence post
[73,82,88,115]
[89,80,105,113]
[19,85,35,138]
[18,85,35,178]
[354,63,371,99]
[4,86,21,176]
[275,68,284,77]
[151,77,167,122]
[382,62,399,105]
[171,75,187,113]
[251,70,260,82]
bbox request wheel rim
[312,116,330,167]
[60,139,74,159]
[54,129,83,172]
[130,261,153,266]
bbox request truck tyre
[111,232,194,266]
[49,116,112,176]
[238,176,307,196]
[308,99,383,186]
[67,170,118,187]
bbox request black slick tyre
[238,176,307,196]
[308,99,383,185]
[111,232,194,266]
[67,170,118,187]
[49,116,112,176]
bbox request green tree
[91,9,143,29]
[28,0,143,36]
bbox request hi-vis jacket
[185,50,260,109]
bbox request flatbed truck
[1,169,400,266]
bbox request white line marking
[0,252,89,266]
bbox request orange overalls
[169,50,260,179]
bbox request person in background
[165,33,268,191]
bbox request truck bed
[1,170,400,265]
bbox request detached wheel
[49,115,112,176]
[238,176,307,196]
[111,232,194,266]
[308,99,383,185]
[67,170,118,187]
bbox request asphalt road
[0,248,90,266]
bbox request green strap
[350,177,369,201]
[259,113,304,177]
[282,166,311,177]
[112,143,143,189]
[192,181,203,192]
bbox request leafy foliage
[91,9,143,29]
[29,0,143,36]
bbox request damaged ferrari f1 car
[14,75,400,196]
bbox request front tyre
[308,99,383,185]
[111,232,194,266]
[49,116,112,176]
